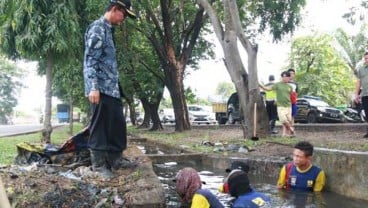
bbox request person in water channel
[174,167,224,208]
[219,161,250,194]
[277,141,326,192]
[228,171,270,208]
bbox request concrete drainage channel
[132,138,368,207]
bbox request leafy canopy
[289,34,354,106]
[0,56,23,124]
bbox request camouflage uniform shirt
[83,17,121,99]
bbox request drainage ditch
[135,140,368,207]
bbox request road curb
[0,124,65,138]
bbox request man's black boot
[90,150,114,179]
[108,151,137,171]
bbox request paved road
[0,124,64,138]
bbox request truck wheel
[219,117,227,125]
[228,113,235,124]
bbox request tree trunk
[164,64,191,132]
[42,54,53,143]
[149,102,163,131]
[246,46,269,138]
[128,103,137,126]
[139,98,151,128]
[68,96,74,136]
[149,90,164,131]
[198,0,270,138]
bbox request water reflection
[153,161,368,208]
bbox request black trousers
[362,96,368,123]
[266,100,278,121]
[88,94,126,152]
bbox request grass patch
[0,123,84,165]
[127,126,299,154]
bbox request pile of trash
[14,128,91,168]
[0,128,144,207]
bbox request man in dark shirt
[83,0,136,179]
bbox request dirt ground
[133,124,368,158]
[1,124,367,207]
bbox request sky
[14,0,363,113]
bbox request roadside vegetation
[128,125,368,154]
[128,126,299,153]
[2,124,368,166]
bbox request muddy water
[153,161,368,208]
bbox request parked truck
[212,92,241,124]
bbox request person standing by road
[260,71,294,137]
[288,68,298,134]
[355,51,368,138]
[83,0,137,179]
[264,75,278,134]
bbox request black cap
[110,0,137,19]
[225,161,250,173]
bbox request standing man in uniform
[355,51,368,138]
[265,75,278,134]
[83,0,137,178]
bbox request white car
[159,108,176,124]
[187,105,217,125]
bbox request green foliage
[334,25,368,73]
[224,0,306,42]
[289,34,355,106]
[0,0,81,62]
[216,82,235,99]
[52,61,88,112]
[116,23,165,105]
[185,87,198,104]
[0,57,23,124]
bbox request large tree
[0,0,81,143]
[134,0,213,132]
[289,34,354,106]
[116,22,166,130]
[0,57,22,124]
[197,0,306,138]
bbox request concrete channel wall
[313,148,368,200]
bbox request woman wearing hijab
[175,167,224,208]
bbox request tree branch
[196,0,224,42]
